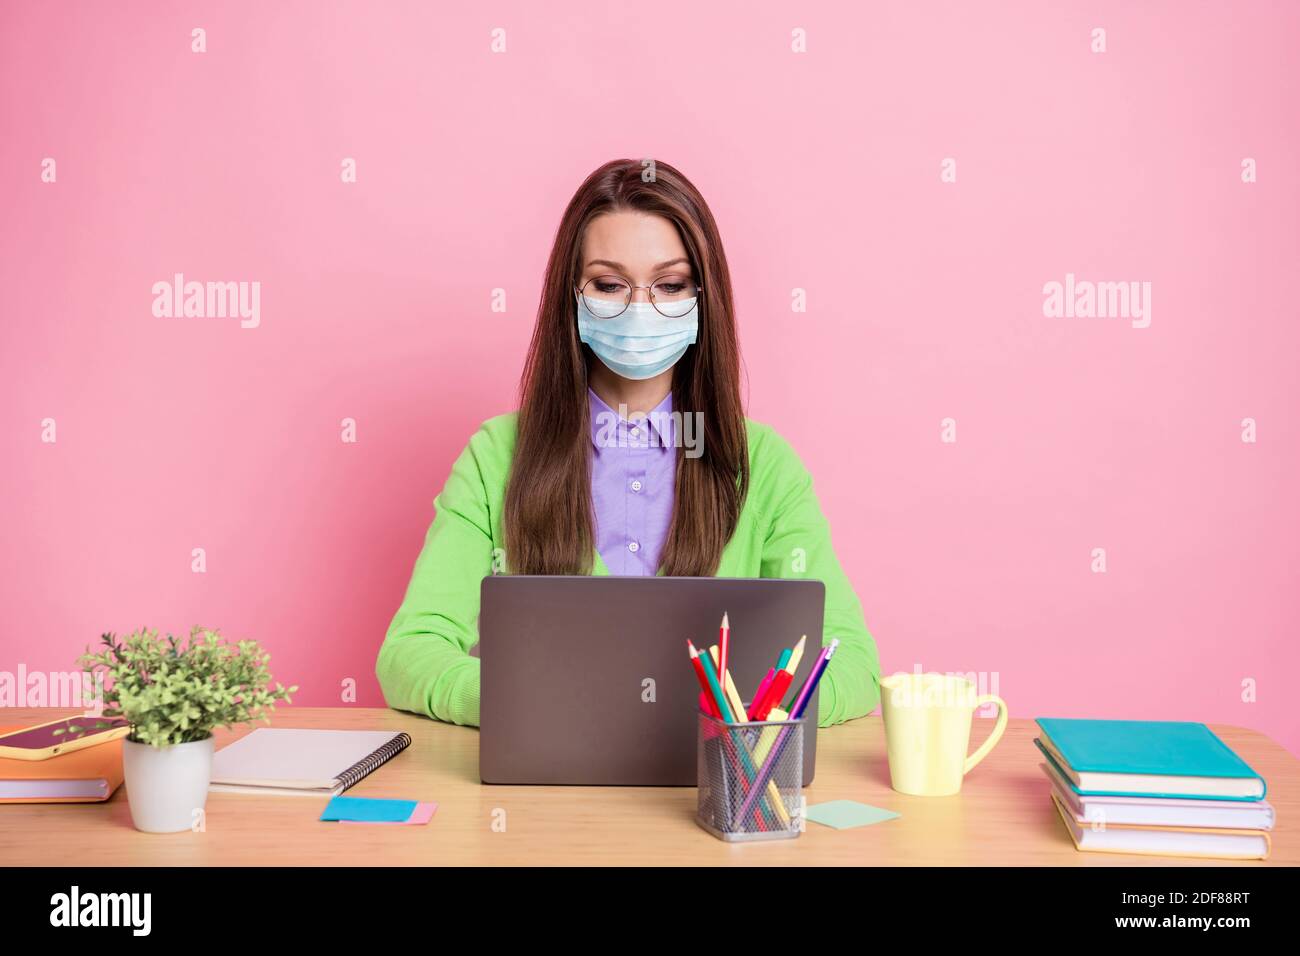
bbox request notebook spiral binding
[337,732,413,792]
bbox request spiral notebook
[209,729,412,797]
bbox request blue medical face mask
[576,295,699,381]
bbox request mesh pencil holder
[695,708,805,842]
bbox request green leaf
[70,625,294,745]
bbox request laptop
[478,576,824,785]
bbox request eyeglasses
[576,273,703,319]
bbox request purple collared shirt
[589,388,676,575]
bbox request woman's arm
[757,428,881,727]
[376,427,499,727]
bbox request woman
[376,158,880,728]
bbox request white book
[209,728,411,797]
[0,779,110,800]
[1042,763,1275,830]
[1051,792,1271,860]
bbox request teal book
[1034,718,1266,801]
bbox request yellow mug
[880,672,1008,796]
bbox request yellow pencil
[785,635,807,675]
[709,645,748,723]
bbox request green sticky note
[805,800,900,830]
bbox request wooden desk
[1,707,1293,865]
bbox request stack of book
[1035,718,1273,860]
[0,729,124,804]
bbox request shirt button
[629,426,640,438]
[630,479,643,492]
[627,541,640,553]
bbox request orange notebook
[0,728,124,803]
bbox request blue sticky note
[804,800,900,830]
[320,796,419,823]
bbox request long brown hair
[504,158,749,576]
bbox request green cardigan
[376,413,881,728]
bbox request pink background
[2,2,1297,753]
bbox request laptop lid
[479,575,824,786]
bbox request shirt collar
[588,387,674,450]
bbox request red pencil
[717,612,730,696]
[687,640,721,718]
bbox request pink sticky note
[340,801,437,825]
[404,801,437,825]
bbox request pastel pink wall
[2,2,1297,753]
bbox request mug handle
[963,695,1008,775]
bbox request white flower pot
[122,736,215,833]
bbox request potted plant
[77,627,296,833]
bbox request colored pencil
[688,640,726,720]
[706,646,794,827]
[753,635,805,719]
[785,635,808,676]
[751,706,788,764]
[694,641,734,723]
[687,642,722,718]
[786,638,834,719]
[709,645,748,725]
[717,611,730,703]
[699,649,781,829]
[710,645,783,829]
[731,641,839,828]
[750,647,790,718]
[701,644,789,827]
[755,670,793,721]
[747,668,776,720]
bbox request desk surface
[1,707,1293,866]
